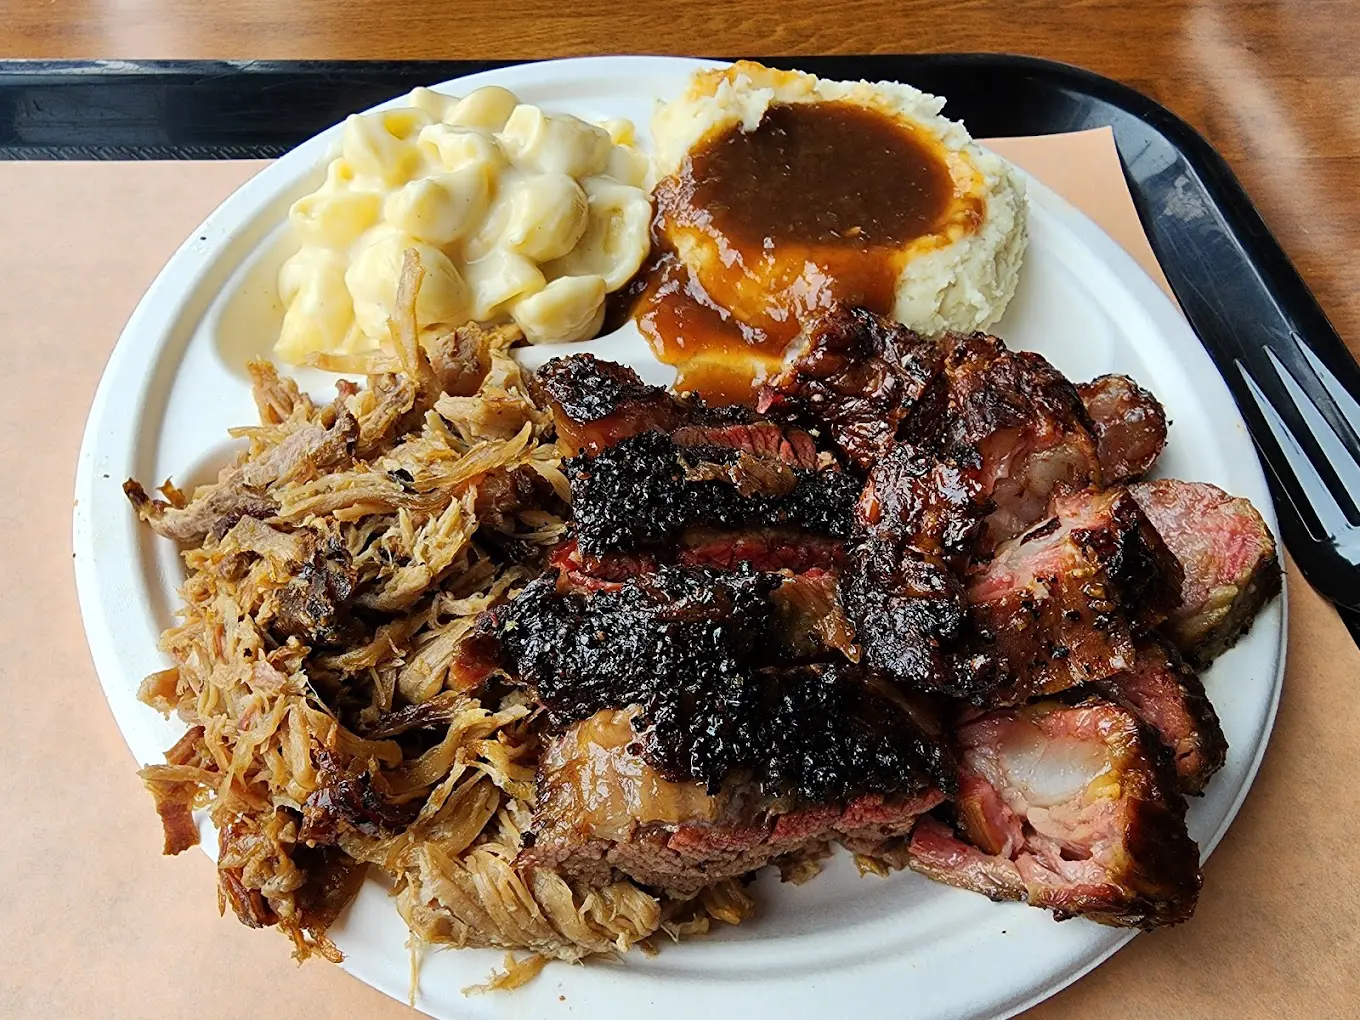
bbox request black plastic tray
[6,54,1354,638]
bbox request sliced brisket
[566,430,859,557]
[671,413,825,470]
[521,708,947,896]
[539,353,826,466]
[458,565,950,801]
[547,528,845,588]
[1130,479,1282,667]
[535,353,681,456]
[677,526,846,573]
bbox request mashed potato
[650,61,1027,339]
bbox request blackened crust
[536,353,670,424]
[475,566,956,802]
[567,431,860,555]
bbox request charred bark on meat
[566,431,859,556]
[465,566,955,803]
[757,306,946,470]
[536,353,682,456]
[966,487,1184,704]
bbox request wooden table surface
[5,2,1358,1018]
[6,0,1359,357]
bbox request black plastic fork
[1237,332,1360,609]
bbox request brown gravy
[682,100,955,250]
[627,100,969,403]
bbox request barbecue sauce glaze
[618,100,978,404]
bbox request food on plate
[763,310,1101,543]
[127,247,1280,977]
[756,306,949,471]
[455,567,949,798]
[523,707,947,896]
[535,353,856,571]
[446,308,1271,934]
[562,430,858,556]
[633,61,1027,401]
[127,258,741,970]
[1077,374,1169,484]
[123,58,1282,991]
[1131,479,1283,666]
[535,351,687,456]
[536,350,831,465]
[907,700,1202,928]
[757,309,1109,702]
[275,87,651,363]
[966,486,1185,705]
[1092,638,1227,795]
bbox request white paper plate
[73,56,1286,1020]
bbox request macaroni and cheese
[276,86,652,363]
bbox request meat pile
[458,306,1280,931]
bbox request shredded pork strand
[127,252,748,982]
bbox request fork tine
[1290,332,1360,444]
[1237,360,1348,539]
[1264,346,1360,513]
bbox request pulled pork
[128,253,745,975]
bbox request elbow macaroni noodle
[275,86,653,363]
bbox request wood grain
[3,2,1358,1018]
